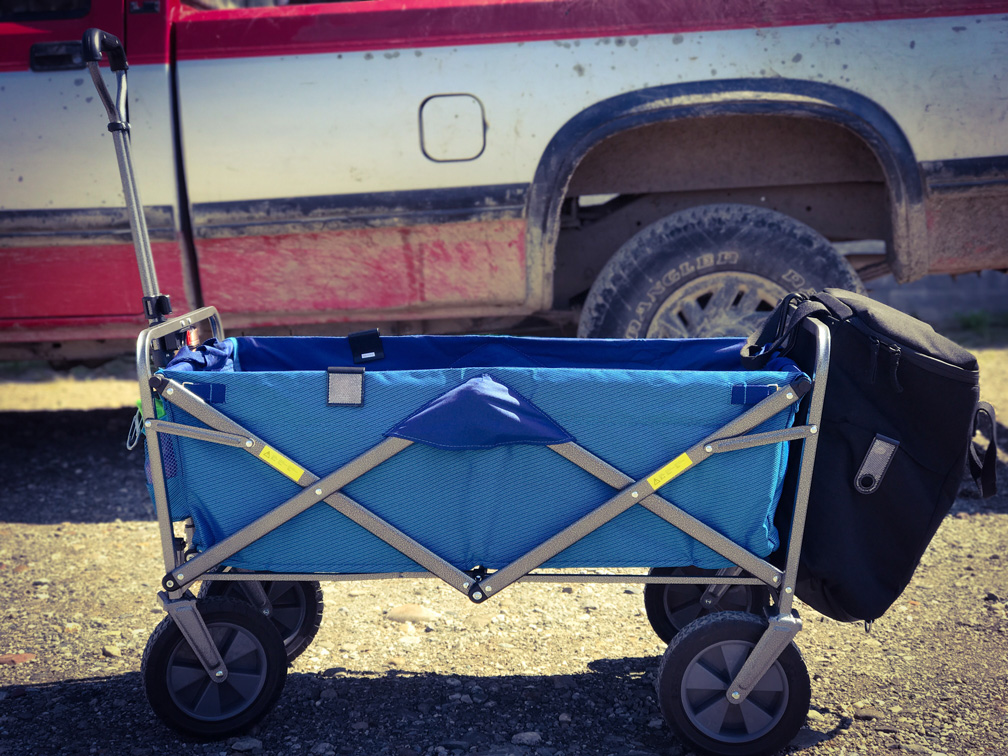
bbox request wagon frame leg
[699,567,744,609]
[724,318,831,701]
[158,591,228,683]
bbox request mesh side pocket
[143,434,189,520]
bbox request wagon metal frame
[137,303,828,696]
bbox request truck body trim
[189,185,528,239]
[170,0,1008,63]
[0,205,177,247]
[921,156,1008,195]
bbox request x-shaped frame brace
[147,372,812,604]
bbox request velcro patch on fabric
[181,382,226,404]
[730,384,779,404]
[328,367,365,406]
[854,434,900,494]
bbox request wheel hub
[646,272,788,338]
[681,639,789,743]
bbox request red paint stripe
[0,315,149,344]
[0,4,124,74]
[174,0,1008,61]
[0,242,192,322]
[195,220,527,315]
[0,1,167,72]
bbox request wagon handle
[82,28,128,72]
[82,28,172,330]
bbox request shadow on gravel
[0,659,849,756]
[0,408,152,525]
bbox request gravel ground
[0,343,1005,756]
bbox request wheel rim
[646,272,788,338]
[262,582,308,648]
[681,639,789,743]
[214,581,308,650]
[165,621,268,722]
[661,583,757,635]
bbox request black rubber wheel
[656,611,810,756]
[199,579,323,663]
[644,567,770,644]
[578,204,864,339]
[141,597,287,739]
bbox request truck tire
[577,204,864,339]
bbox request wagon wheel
[655,611,810,756]
[199,578,324,663]
[578,203,863,339]
[142,597,287,739]
[644,566,770,643]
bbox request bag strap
[741,293,826,368]
[968,401,998,498]
[812,289,854,320]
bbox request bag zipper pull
[888,344,903,393]
[868,337,880,384]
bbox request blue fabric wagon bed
[150,334,803,576]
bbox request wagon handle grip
[82,29,129,130]
[82,28,128,71]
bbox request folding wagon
[85,30,833,756]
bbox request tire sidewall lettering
[630,252,750,333]
[781,268,807,288]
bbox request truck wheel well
[552,113,892,309]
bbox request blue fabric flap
[180,382,227,404]
[731,384,780,405]
[386,374,574,449]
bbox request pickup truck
[2,0,1007,362]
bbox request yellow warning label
[647,453,693,491]
[258,445,305,483]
